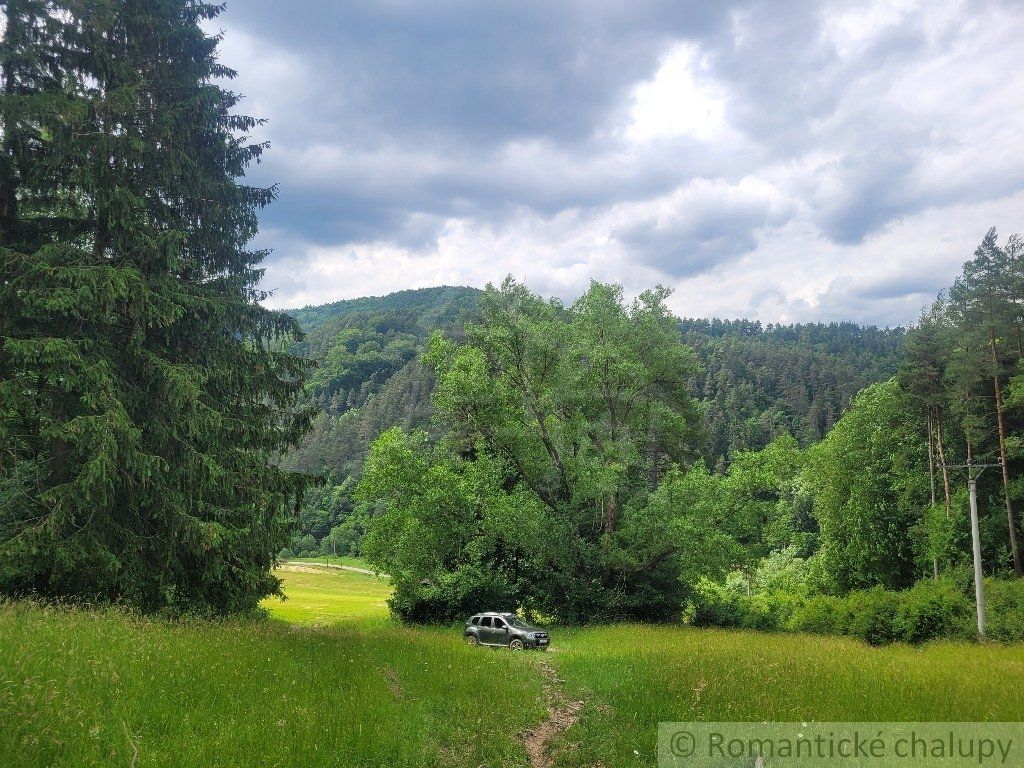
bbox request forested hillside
[287,286,481,334]
[281,287,479,478]
[281,286,903,557]
[682,320,904,468]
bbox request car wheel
[466,634,479,646]
[509,638,524,651]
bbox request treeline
[900,229,1024,577]
[688,229,1024,641]
[288,285,481,334]
[283,287,477,475]
[347,234,1024,640]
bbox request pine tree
[949,229,1023,576]
[0,0,313,613]
[899,300,954,516]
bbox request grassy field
[549,625,1024,767]
[2,564,1022,767]
[262,563,390,623]
[0,566,543,768]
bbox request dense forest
[682,319,903,468]
[280,287,904,560]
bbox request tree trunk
[927,408,937,507]
[1,2,21,230]
[934,408,952,518]
[928,408,938,579]
[989,324,1023,576]
[603,493,617,536]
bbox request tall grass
[3,565,1021,768]
[0,567,543,768]
[548,624,1024,767]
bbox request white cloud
[624,43,735,144]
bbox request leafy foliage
[360,279,724,622]
[804,381,925,592]
[691,575,1024,645]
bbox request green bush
[693,576,1012,645]
[891,580,974,643]
[387,564,520,625]
[845,588,902,645]
[985,578,1024,642]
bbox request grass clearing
[285,555,373,571]
[0,566,544,768]
[548,624,1024,767]
[2,565,1022,767]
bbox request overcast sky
[213,0,1024,326]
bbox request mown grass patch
[547,624,1024,767]
[285,556,373,571]
[262,563,391,624]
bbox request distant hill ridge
[283,286,904,475]
[286,285,482,332]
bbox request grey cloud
[811,146,924,244]
[808,277,928,327]
[852,274,948,301]
[613,184,792,277]
[222,1,736,143]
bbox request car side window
[479,616,491,628]
[493,618,506,629]
[471,616,480,625]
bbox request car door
[490,616,509,646]
[477,615,494,643]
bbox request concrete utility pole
[968,472,986,640]
[954,460,1001,640]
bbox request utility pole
[968,472,986,640]
[953,460,1000,640]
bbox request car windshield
[504,615,531,629]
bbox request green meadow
[2,564,1022,768]
[262,563,390,624]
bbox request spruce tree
[0,0,313,613]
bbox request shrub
[387,564,519,625]
[693,576,1010,645]
[845,588,901,645]
[891,580,974,643]
[787,594,849,635]
[985,578,1024,642]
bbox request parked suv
[464,612,549,651]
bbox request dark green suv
[464,612,549,651]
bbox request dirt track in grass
[521,657,584,768]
